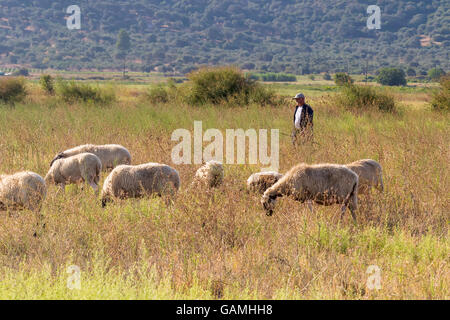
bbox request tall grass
[57,80,116,105]
[431,75,449,112]
[0,83,448,299]
[336,84,396,113]
[0,77,27,104]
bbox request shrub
[250,72,296,82]
[323,73,332,81]
[428,68,446,82]
[334,73,353,86]
[431,75,449,112]
[336,84,396,113]
[377,68,407,86]
[57,80,115,105]
[183,66,277,106]
[0,77,27,104]
[39,74,54,94]
[406,68,416,77]
[145,85,169,104]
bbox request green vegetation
[0,79,448,299]
[334,73,354,86]
[0,77,27,104]
[146,66,279,107]
[428,68,446,82]
[0,1,448,73]
[336,84,396,113]
[116,29,131,78]
[431,75,449,112]
[377,68,407,86]
[39,74,55,95]
[57,80,115,105]
[250,73,297,82]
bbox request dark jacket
[293,104,313,130]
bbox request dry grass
[0,83,448,299]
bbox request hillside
[0,0,448,74]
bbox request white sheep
[101,162,180,207]
[346,159,384,194]
[247,171,283,194]
[193,160,224,188]
[45,152,102,193]
[0,171,47,212]
[50,144,131,171]
[261,163,359,220]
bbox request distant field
[0,80,448,299]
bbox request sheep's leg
[350,208,357,222]
[89,181,99,195]
[340,204,347,219]
[58,183,66,193]
[307,201,314,213]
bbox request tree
[428,68,446,82]
[406,67,416,77]
[116,29,131,78]
[377,68,407,86]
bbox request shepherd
[291,93,314,145]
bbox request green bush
[377,68,407,86]
[428,68,446,82]
[183,66,277,106]
[323,73,332,80]
[334,73,353,86]
[431,75,449,112]
[39,74,54,94]
[0,77,27,104]
[57,80,115,104]
[336,84,396,113]
[145,85,169,104]
[248,72,296,82]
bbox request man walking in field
[291,93,314,145]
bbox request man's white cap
[293,93,305,99]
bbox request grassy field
[0,79,448,299]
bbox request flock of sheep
[0,143,384,221]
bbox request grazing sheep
[193,160,224,188]
[261,163,359,220]
[346,159,383,194]
[0,171,46,212]
[50,144,131,170]
[45,152,102,193]
[101,162,180,207]
[247,171,283,194]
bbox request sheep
[193,160,224,188]
[0,171,47,212]
[45,152,102,193]
[346,159,384,194]
[50,144,131,171]
[261,163,359,220]
[247,171,283,194]
[101,162,180,207]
